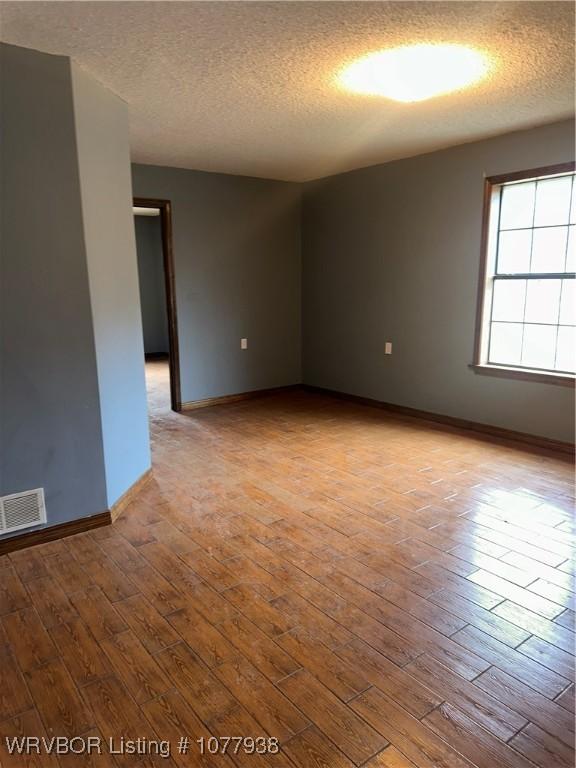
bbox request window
[474,163,575,383]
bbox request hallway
[145,357,171,415]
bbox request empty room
[0,2,574,767]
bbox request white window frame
[473,162,576,387]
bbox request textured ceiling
[1,1,574,181]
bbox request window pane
[483,175,576,375]
[521,324,556,370]
[497,230,532,273]
[556,326,576,372]
[488,322,523,365]
[491,279,525,322]
[533,176,572,227]
[499,182,535,230]
[530,227,568,273]
[524,279,561,324]
[559,280,575,326]
[567,226,575,272]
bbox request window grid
[486,171,575,376]
[555,176,575,371]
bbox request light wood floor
[1,359,574,767]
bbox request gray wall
[303,120,575,443]
[1,42,150,536]
[72,64,151,508]
[135,216,169,355]
[131,164,302,403]
[0,43,108,522]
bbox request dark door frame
[134,197,182,412]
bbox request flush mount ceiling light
[339,43,490,103]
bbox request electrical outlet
[241,338,248,350]
[385,341,392,355]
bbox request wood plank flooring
[0,359,573,767]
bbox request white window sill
[469,363,575,387]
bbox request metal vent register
[0,488,46,534]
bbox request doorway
[133,197,181,412]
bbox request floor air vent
[0,489,46,534]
